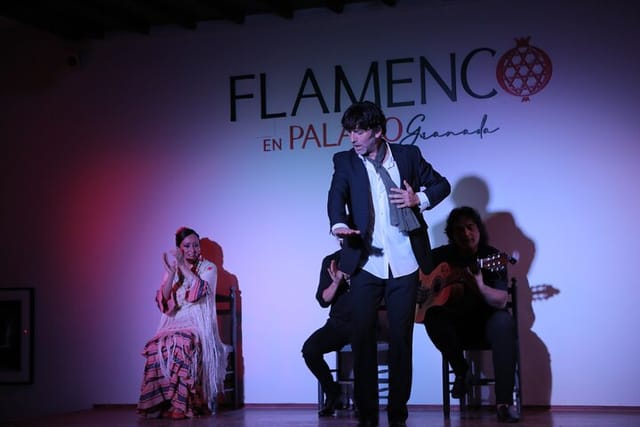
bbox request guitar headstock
[477,252,509,272]
[531,284,560,301]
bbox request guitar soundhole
[433,276,443,292]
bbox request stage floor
[4,405,640,427]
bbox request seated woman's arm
[156,269,179,314]
[184,262,217,303]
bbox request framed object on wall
[0,288,34,384]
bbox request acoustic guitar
[414,252,513,323]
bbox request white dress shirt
[331,143,432,278]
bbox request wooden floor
[4,405,640,427]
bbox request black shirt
[315,250,352,323]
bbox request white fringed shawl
[154,259,229,409]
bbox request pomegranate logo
[496,37,552,102]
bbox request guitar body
[414,252,510,323]
[415,262,466,323]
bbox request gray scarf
[367,143,421,233]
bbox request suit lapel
[350,149,369,186]
[349,149,372,233]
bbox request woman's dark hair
[341,101,387,134]
[175,227,199,246]
[444,206,489,247]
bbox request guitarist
[421,206,519,423]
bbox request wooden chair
[442,277,522,418]
[216,286,242,409]
[317,307,390,410]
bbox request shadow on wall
[429,175,558,407]
[200,238,244,408]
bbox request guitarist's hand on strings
[466,265,484,289]
[467,265,509,309]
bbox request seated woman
[138,227,229,419]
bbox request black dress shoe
[318,394,343,417]
[357,420,379,427]
[496,404,520,423]
[451,374,467,399]
[389,422,407,427]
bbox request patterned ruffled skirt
[137,329,211,418]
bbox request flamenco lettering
[229,48,498,122]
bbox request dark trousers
[302,318,351,400]
[350,268,419,423]
[424,306,517,404]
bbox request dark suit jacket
[327,143,450,275]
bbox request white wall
[1,0,639,419]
